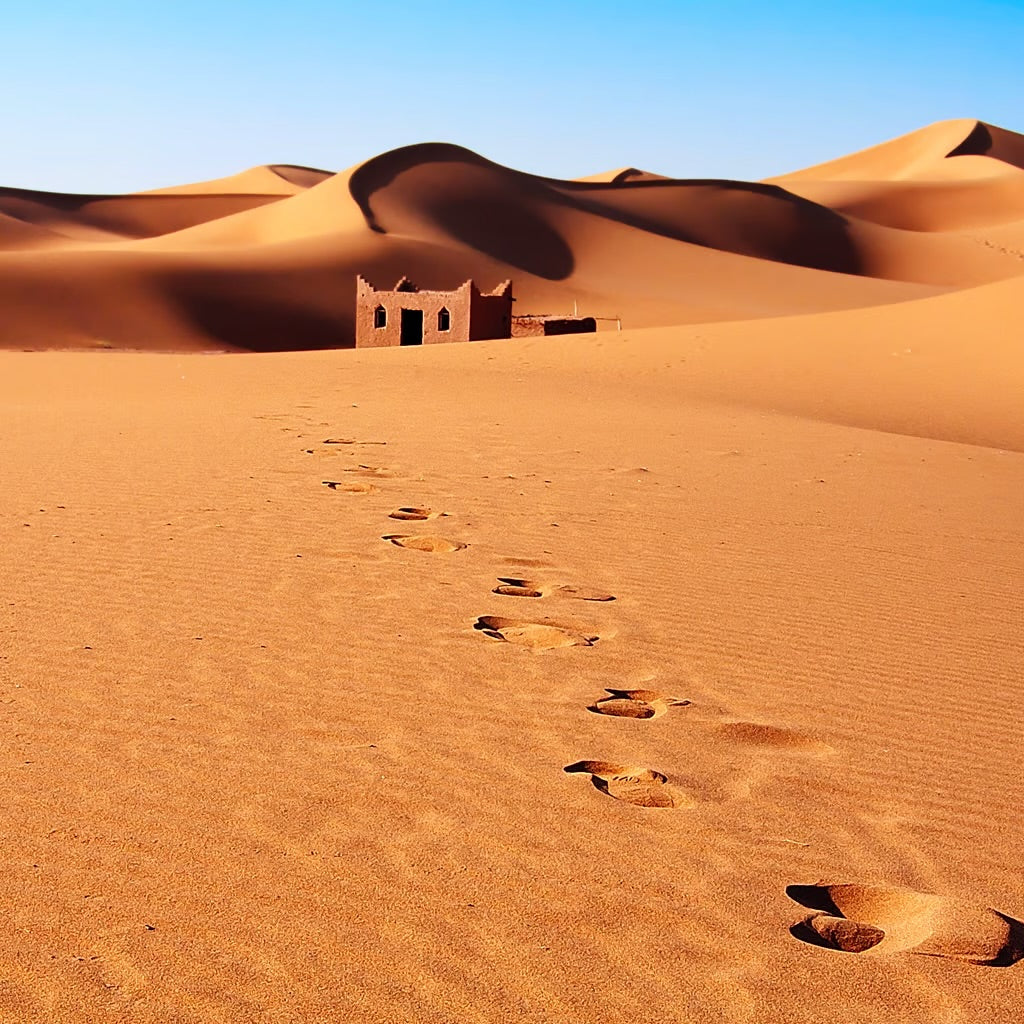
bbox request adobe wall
[511,316,597,338]
[468,281,514,341]
[355,277,471,348]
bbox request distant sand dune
[140,162,334,196]
[770,119,1024,183]
[2,119,1024,351]
[0,119,1019,354]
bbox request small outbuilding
[511,315,597,338]
[355,276,513,348]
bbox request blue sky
[3,1,1022,193]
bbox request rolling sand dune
[0,186,282,246]
[779,175,1024,233]
[774,119,1024,253]
[2,120,1023,1022]
[139,162,334,196]
[1,120,1023,350]
[574,166,669,184]
[771,118,1024,183]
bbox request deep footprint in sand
[323,479,377,494]
[388,507,446,521]
[787,883,1024,966]
[383,534,467,553]
[588,688,691,720]
[563,761,690,808]
[492,577,615,601]
[718,722,833,754]
[474,616,598,650]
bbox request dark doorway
[400,308,423,346]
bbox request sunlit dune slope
[771,119,1024,183]
[542,274,1024,452]
[574,167,669,183]
[140,163,334,196]
[781,175,1024,233]
[773,119,1024,247]
[0,186,282,246]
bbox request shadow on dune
[170,268,351,351]
[946,120,1024,170]
[349,142,863,280]
[266,164,334,189]
[427,193,574,280]
[559,177,864,276]
[348,143,574,280]
[948,121,999,158]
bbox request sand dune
[574,167,669,183]
[0,185,282,246]
[778,174,1024,233]
[772,118,1024,183]
[140,162,334,196]
[774,119,1024,250]
[2,120,1024,350]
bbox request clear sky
[3,0,1022,193]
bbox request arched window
[437,307,451,332]
[374,306,387,329]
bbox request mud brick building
[511,315,597,337]
[355,276,513,348]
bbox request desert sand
[1,120,1022,1022]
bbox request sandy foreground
[3,275,1024,1022]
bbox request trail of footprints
[310,432,1023,970]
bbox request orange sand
[1,120,1023,1022]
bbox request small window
[374,306,387,329]
[437,308,451,332]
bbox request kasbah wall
[355,276,513,348]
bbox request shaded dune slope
[0,121,1023,350]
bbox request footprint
[588,688,691,720]
[473,616,598,650]
[383,534,467,553]
[787,884,1024,966]
[493,577,616,601]
[718,722,833,754]
[345,465,392,478]
[323,438,387,446]
[388,507,446,521]
[563,761,690,808]
[323,479,376,494]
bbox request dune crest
[771,118,1024,183]
[140,163,334,196]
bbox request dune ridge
[139,162,334,196]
